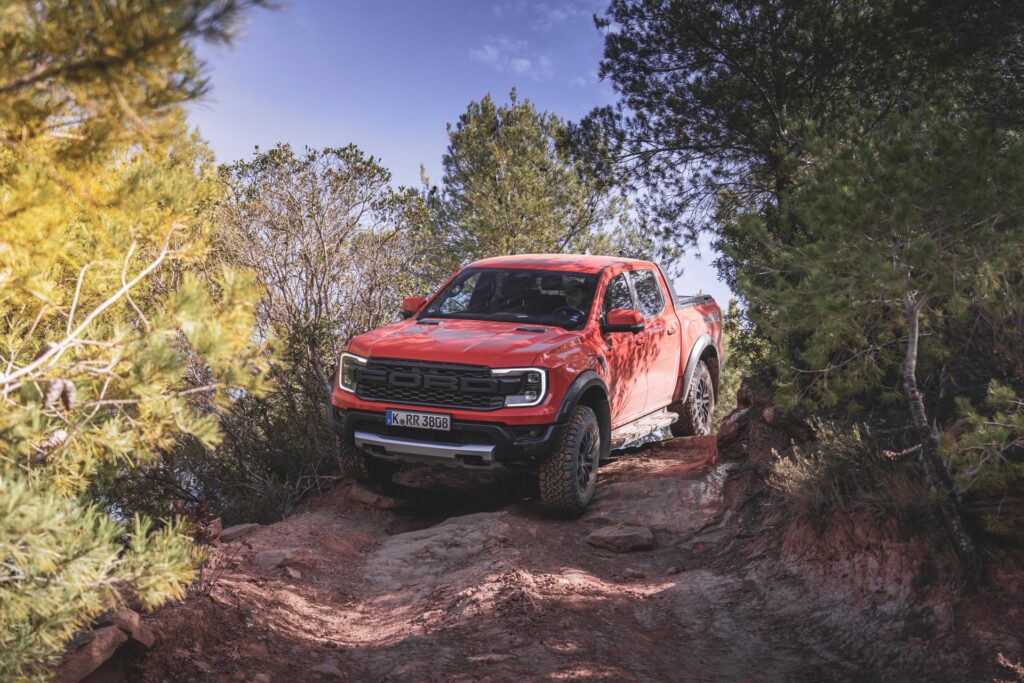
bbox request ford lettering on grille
[354,360,517,410]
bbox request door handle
[667,327,677,335]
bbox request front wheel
[335,435,400,484]
[538,405,601,516]
[670,360,715,437]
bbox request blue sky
[187,0,732,305]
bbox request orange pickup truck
[330,254,722,514]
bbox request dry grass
[768,420,930,520]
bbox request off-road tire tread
[538,405,599,516]
[335,435,399,483]
[670,360,715,437]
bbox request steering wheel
[550,305,584,320]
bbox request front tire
[335,435,400,484]
[538,405,601,516]
[670,360,715,437]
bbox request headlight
[492,367,547,407]
[338,352,367,393]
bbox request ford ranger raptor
[329,254,723,515]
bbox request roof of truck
[469,253,648,274]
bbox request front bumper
[329,405,561,470]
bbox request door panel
[600,273,647,427]
[629,269,681,412]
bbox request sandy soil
[127,435,1022,682]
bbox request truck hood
[346,318,579,367]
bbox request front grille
[355,358,507,411]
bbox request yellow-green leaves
[0,1,265,678]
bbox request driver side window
[602,274,633,320]
[439,271,480,314]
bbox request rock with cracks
[97,608,156,648]
[586,525,655,552]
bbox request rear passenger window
[630,269,665,319]
[602,274,633,319]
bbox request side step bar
[353,430,500,469]
[609,408,678,450]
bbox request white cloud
[490,0,603,31]
[469,37,554,81]
[569,70,599,88]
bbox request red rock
[52,626,128,683]
[347,483,411,510]
[98,608,156,648]
[585,525,655,552]
[253,548,298,570]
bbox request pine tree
[0,2,266,677]
[737,106,1024,578]
[429,91,641,263]
[592,0,1024,289]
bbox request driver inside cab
[565,278,587,310]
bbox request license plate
[385,409,451,431]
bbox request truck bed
[676,294,715,309]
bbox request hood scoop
[514,326,548,333]
[415,320,441,326]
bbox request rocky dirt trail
[109,428,1020,683]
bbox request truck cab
[330,254,722,514]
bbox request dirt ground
[123,435,1022,682]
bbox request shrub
[713,300,769,426]
[944,382,1024,534]
[0,2,264,676]
[768,420,929,521]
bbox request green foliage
[103,143,438,524]
[737,108,1024,411]
[713,300,771,425]
[714,300,741,423]
[597,2,1024,558]
[0,476,196,679]
[594,0,1024,284]
[429,91,643,264]
[769,421,929,521]
[944,383,1024,514]
[0,0,264,676]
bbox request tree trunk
[308,340,332,398]
[902,292,980,585]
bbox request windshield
[420,268,599,330]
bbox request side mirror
[401,295,426,319]
[602,308,645,333]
